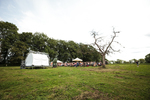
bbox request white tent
[72,58,83,62]
[110,62,114,64]
[57,60,63,63]
[25,53,49,67]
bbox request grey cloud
[145,33,150,37]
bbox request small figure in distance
[136,60,139,67]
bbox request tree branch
[92,31,104,55]
[105,27,120,54]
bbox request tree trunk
[102,55,106,68]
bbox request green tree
[0,21,19,65]
[139,58,145,63]
[79,44,101,62]
[57,40,70,62]
[78,43,90,61]
[88,45,101,62]
[145,53,150,63]
[45,38,58,62]
[67,41,80,62]
[116,59,124,64]
[132,59,137,63]
[9,41,28,65]
[32,32,49,52]
[19,32,33,58]
[0,21,104,65]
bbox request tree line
[0,21,101,66]
[109,57,150,64]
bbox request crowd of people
[56,62,103,67]
[52,60,140,67]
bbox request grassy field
[0,64,150,100]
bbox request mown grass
[0,64,150,100]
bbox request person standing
[76,62,79,67]
[136,60,139,67]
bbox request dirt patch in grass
[72,90,109,100]
[3,94,14,100]
[72,85,110,100]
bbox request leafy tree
[139,58,145,63]
[67,41,80,62]
[0,21,19,65]
[45,38,58,61]
[0,21,104,65]
[88,45,101,62]
[79,44,101,62]
[116,59,124,64]
[78,43,90,61]
[9,41,28,65]
[145,53,150,63]
[19,32,33,58]
[116,59,121,64]
[32,32,49,52]
[56,40,70,62]
[129,59,136,63]
[19,32,33,47]
[124,61,129,64]
[132,59,137,63]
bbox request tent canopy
[25,53,49,67]
[72,57,83,62]
[57,60,63,63]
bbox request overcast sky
[0,0,150,61]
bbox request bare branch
[105,27,120,54]
[91,27,123,68]
[91,31,104,54]
[109,46,120,52]
[113,41,125,48]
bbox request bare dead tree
[91,27,122,68]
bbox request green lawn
[0,64,150,100]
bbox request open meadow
[0,64,150,100]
